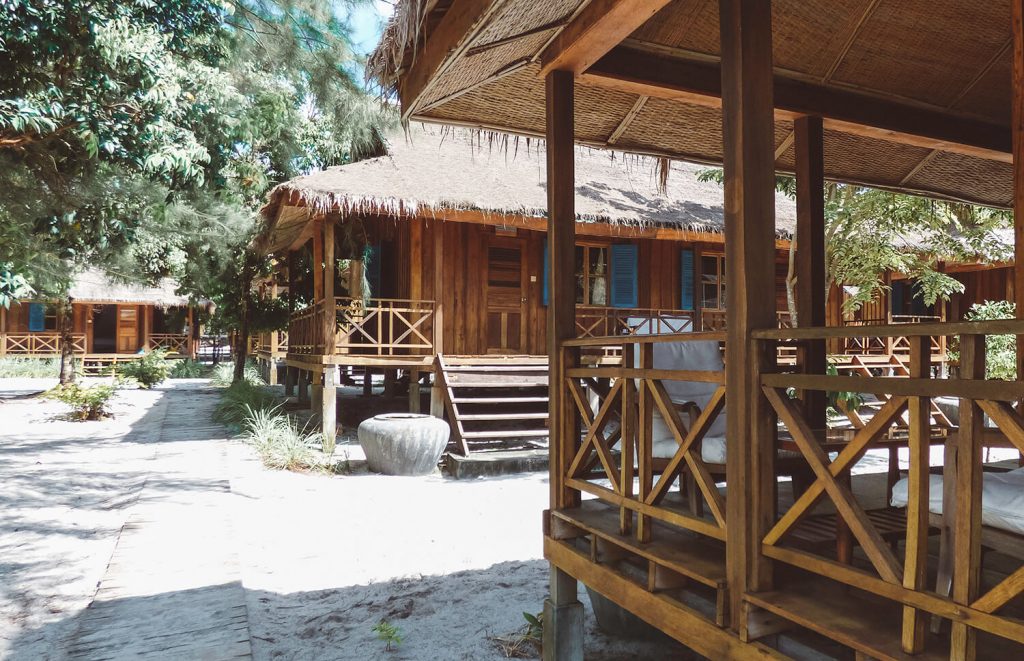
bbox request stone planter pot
[358,413,449,476]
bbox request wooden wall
[948,266,1014,320]
[379,217,791,356]
[2,302,89,333]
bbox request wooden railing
[287,298,435,357]
[753,319,1024,658]
[840,315,947,358]
[700,309,792,331]
[254,330,288,355]
[148,333,189,355]
[0,333,86,355]
[335,297,434,356]
[575,307,696,338]
[557,331,729,543]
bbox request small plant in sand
[0,356,61,378]
[240,406,324,471]
[169,358,208,378]
[490,611,543,658]
[118,350,172,388]
[211,361,265,387]
[45,383,116,421]
[372,620,402,652]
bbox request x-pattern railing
[334,297,434,356]
[755,320,1024,656]
[149,333,188,354]
[2,333,86,354]
[560,333,728,544]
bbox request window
[28,303,57,331]
[44,305,57,331]
[575,245,608,306]
[701,254,726,310]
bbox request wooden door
[486,238,527,353]
[117,305,138,353]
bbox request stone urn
[358,414,450,476]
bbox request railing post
[637,342,653,543]
[951,333,984,660]
[901,335,931,653]
[620,342,635,536]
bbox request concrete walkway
[64,385,252,660]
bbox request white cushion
[890,468,1024,536]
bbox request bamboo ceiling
[370,0,1017,208]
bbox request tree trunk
[57,296,77,385]
[786,233,799,326]
[232,254,258,384]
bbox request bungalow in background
[0,269,200,364]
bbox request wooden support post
[321,366,336,448]
[950,334,984,660]
[901,335,931,653]
[409,370,422,413]
[363,369,372,396]
[311,372,322,413]
[313,221,324,305]
[297,369,309,405]
[0,306,6,357]
[284,365,296,398]
[637,343,654,543]
[543,68,582,661]
[322,220,337,448]
[720,0,777,631]
[794,115,827,430]
[1014,0,1024,386]
[620,343,635,536]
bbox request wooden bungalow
[0,269,200,365]
[368,1,1024,660]
[257,124,799,448]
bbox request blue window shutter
[542,242,549,305]
[680,249,695,310]
[365,244,381,297]
[610,244,638,308]
[28,303,45,332]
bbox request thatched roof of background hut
[68,269,196,307]
[259,125,797,253]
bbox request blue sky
[349,1,394,55]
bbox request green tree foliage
[948,301,1017,380]
[696,169,1011,317]
[1,0,394,382]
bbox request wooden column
[312,221,324,305]
[901,336,931,653]
[142,305,152,351]
[432,220,445,350]
[720,0,777,632]
[322,220,337,446]
[542,68,583,661]
[1014,0,1024,384]
[794,115,827,430]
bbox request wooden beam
[539,0,673,76]
[607,95,648,145]
[312,219,324,304]
[399,0,507,119]
[901,336,931,654]
[1014,0,1024,385]
[773,130,794,161]
[720,0,777,632]
[583,46,1011,163]
[794,115,827,429]
[821,0,881,83]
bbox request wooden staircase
[434,354,550,455]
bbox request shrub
[210,361,265,387]
[169,359,208,378]
[0,357,61,378]
[948,300,1016,380]
[214,380,278,425]
[44,383,116,420]
[240,405,323,471]
[119,350,171,388]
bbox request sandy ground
[0,380,689,660]
[2,379,1017,660]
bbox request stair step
[452,396,549,404]
[461,429,550,439]
[445,365,548,372]
[460,412,549,421]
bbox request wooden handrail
[563,331,726,347]
[754,318,1024,340]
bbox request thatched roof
[368,1,1015,210]
[68,269,193,306]
[260,125,797,253]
